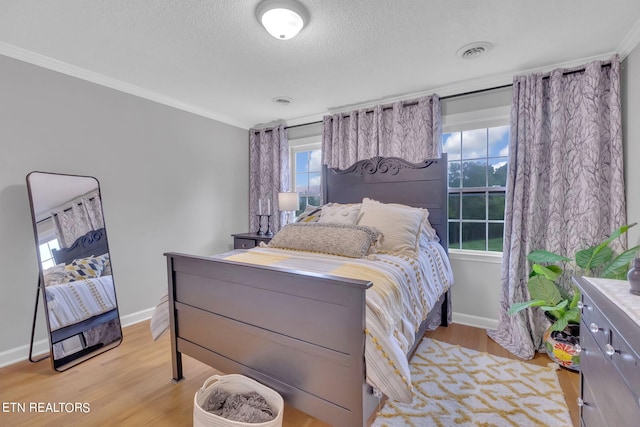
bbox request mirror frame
[26,171,122,371]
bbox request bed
[44,228,121,367]
[164,155,452,427]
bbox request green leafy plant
[509,223,639,332]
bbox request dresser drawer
[581,327,640,426]
[609,331,640,402]
[580,329,607,427]
[581,291,612,352]
[581,372,607,427]
[234,238,256,249]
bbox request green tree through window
[444,126,509,252]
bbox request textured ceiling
[1,0,640,129]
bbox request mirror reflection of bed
[26,172,122,371]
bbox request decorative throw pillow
[94,253,112,275]
[43,263,67,286]
[295,205,322,223]
[268,223,380,258]
[63,256,105,282]
[318,203,361,225]
[357,198,427,254]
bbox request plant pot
[543,316,580,372]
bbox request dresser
[231,232,272,249]
[573,276,640,427]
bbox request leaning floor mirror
[26,172,122,371]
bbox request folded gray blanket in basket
[203,389,275,423]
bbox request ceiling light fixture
[256,0,309,40]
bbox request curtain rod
[36,196,98,224]
[254,62,611,133]
[251,120,322,134]
[541,60,611,79]
[252,84,512,134]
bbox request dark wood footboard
[166,252,378,426]
[166,252,449,427]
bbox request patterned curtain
[488,56,626,359]
[322,95,441,169]
[52,191,104,248]
[249,125,290,233]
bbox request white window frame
[443,106,510,259]
[289,137,322,215]
[35,217,60,269]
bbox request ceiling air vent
[456,42,493,60]
[272,96,293,105]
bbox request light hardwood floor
[0,321,579,427]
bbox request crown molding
[618,18,640,60]
[0,42,249,130]
[1,38,634,134]
[283,52,619,130]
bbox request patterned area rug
[372,339,571,427]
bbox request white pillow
[357,198,427,254]
[318,203,361,225]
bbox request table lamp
[278,192,299,225]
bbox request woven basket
[193,374,284,427]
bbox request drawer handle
[589,322,601,334]
[605,343,618,356]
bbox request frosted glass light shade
[278,192,299,211]
[256,0,308,40]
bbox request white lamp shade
[278,192,299,211]
[256,0,308,40]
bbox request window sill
[449,249,503,264]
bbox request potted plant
[509,223,639,370]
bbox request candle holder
[264,215,273,236]
[256,214,265,235]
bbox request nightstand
[231,233,273,249]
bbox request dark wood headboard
[52,228,109,265]
[322,155,448,253]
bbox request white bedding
[151,239,453,403]
[226,241,452,403]
[44,275,117,331]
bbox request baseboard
[0,307,155,368]
[452,312,499,330]
[2,309,499,367]
[120,307,155,328]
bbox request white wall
[0,55,249,364]
[447,253,501,329]
[622,47,640,247]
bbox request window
[292,146,322,216]
[39,237,60,270]
[443,125,509,252]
